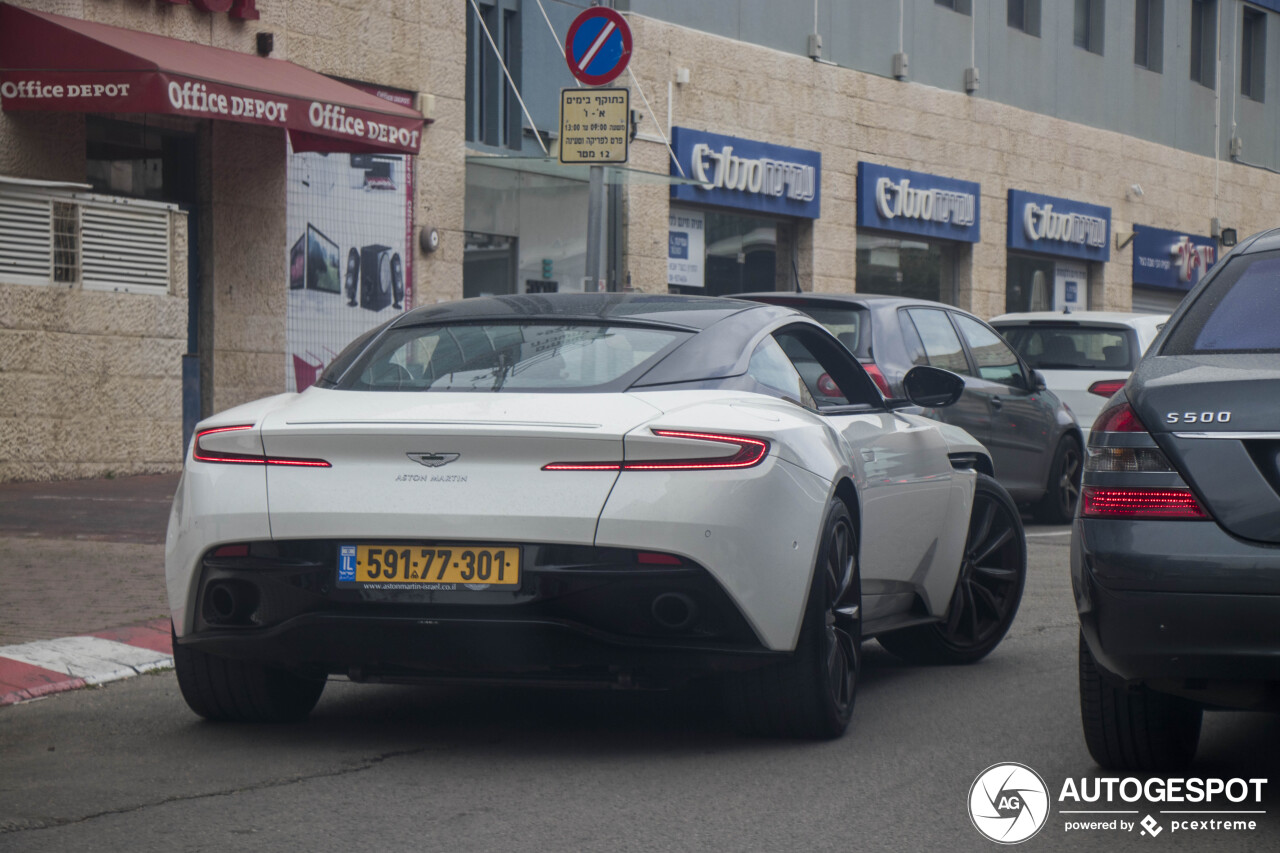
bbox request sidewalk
[0,473,180,705]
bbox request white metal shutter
[1131,285,1186,315]
[0,189,53,285]
[80,198,171,292]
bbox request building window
[466,0,522,150]
[1074,0,1105,55]
[1008,0,1041,37]
[1134,0,1164,72]
[1242,6,1267,102]
[1191,0,1217,89]
[936,0,972,15]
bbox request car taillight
[544,430,769,471]
[862,362,891,397]
[636,551,684,566]
[193,425,331,468]
[1081,487,1209,519]
[1083,400,1211,520]
[1088,379,1127,398]
[1090,401,1147,434]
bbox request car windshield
[327,322,688,391]
[1164,253,1280,354]
[998,324,1136,371]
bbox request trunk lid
[262,389,662,544]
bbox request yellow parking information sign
[559,88,629,164]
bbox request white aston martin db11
[166,293,1026,738]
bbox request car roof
[988,311,1169,329]
[739,291,984,314]
[392,292,790,331]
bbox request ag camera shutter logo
[969,763,1050,844]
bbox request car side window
[903,309,971,375]
[747,336,818,409]
[952,314,1025,386]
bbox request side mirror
[901,365,964,408]
[1030,369,1048,391]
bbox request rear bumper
[180,614,784,688]
[178,543,775,687]
[1073,518,1280,708]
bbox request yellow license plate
[342,543,520,586]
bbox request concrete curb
[0,619,173,707]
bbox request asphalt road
[2,528,1277,853]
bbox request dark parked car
[1074,229,1280,770]
[741,293,1082,522]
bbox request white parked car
[166,294,1027,738]
[988,311,1169,443]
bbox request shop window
[464,232,517,298]
[1191,0,1217,88]
[669,211,784,296]
[1074,0,1105,55]
[85,118,197,205]
[856,234,958,305]
[466,0,522,150]
[1005,254,1055,312]
[1008,0,1041,37]
[1134,0,1164,73]
[1242,7,1266,102]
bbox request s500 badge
[1166,411,1232,424]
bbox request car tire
[1034,435,1082,524]
[724,498,860,739]
[877,473,1026,665]
[1078,632,1202,772]
[172,624,325,723]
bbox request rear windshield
[1164,253,1280,354]
[997,324,1136,371]
[779,304,872,359]
[325,322,688,392]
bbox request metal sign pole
[585,164,604,291]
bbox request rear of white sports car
[165,302,853,724]
[165,295,1009,736]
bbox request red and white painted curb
[0,619,173,707]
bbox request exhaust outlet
[204,580,259,626]
[651,592,698,631]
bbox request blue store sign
[856,162,981,243]
[670,127,821,219]
[1008,190,1110,262]
[1132,224,1217,291]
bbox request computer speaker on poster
[359,244,394,311]
[344,248,360,306]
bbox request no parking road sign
[565,6,632,86]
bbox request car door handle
[991,396,1003,410]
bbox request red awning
[0,3,426,155]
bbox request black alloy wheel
[1035,436,1083,524]
[878,473,1026,665]
[725,499,860,738]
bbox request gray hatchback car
[1074,228,1280,770]
[741,293,1083,522]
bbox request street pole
[584,163,604,291]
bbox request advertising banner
[1008,189,1111,263]
[856,162,981,243]
[670,127,820,219]
[285,87,415,392]
[1132,224,1217,291]
[668,207,706,288]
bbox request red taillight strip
[542,430,769,472]
[862,362,891,398]
[193,425,331,468]
[1087,379,1127,398]
[1082,486,1209,519]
